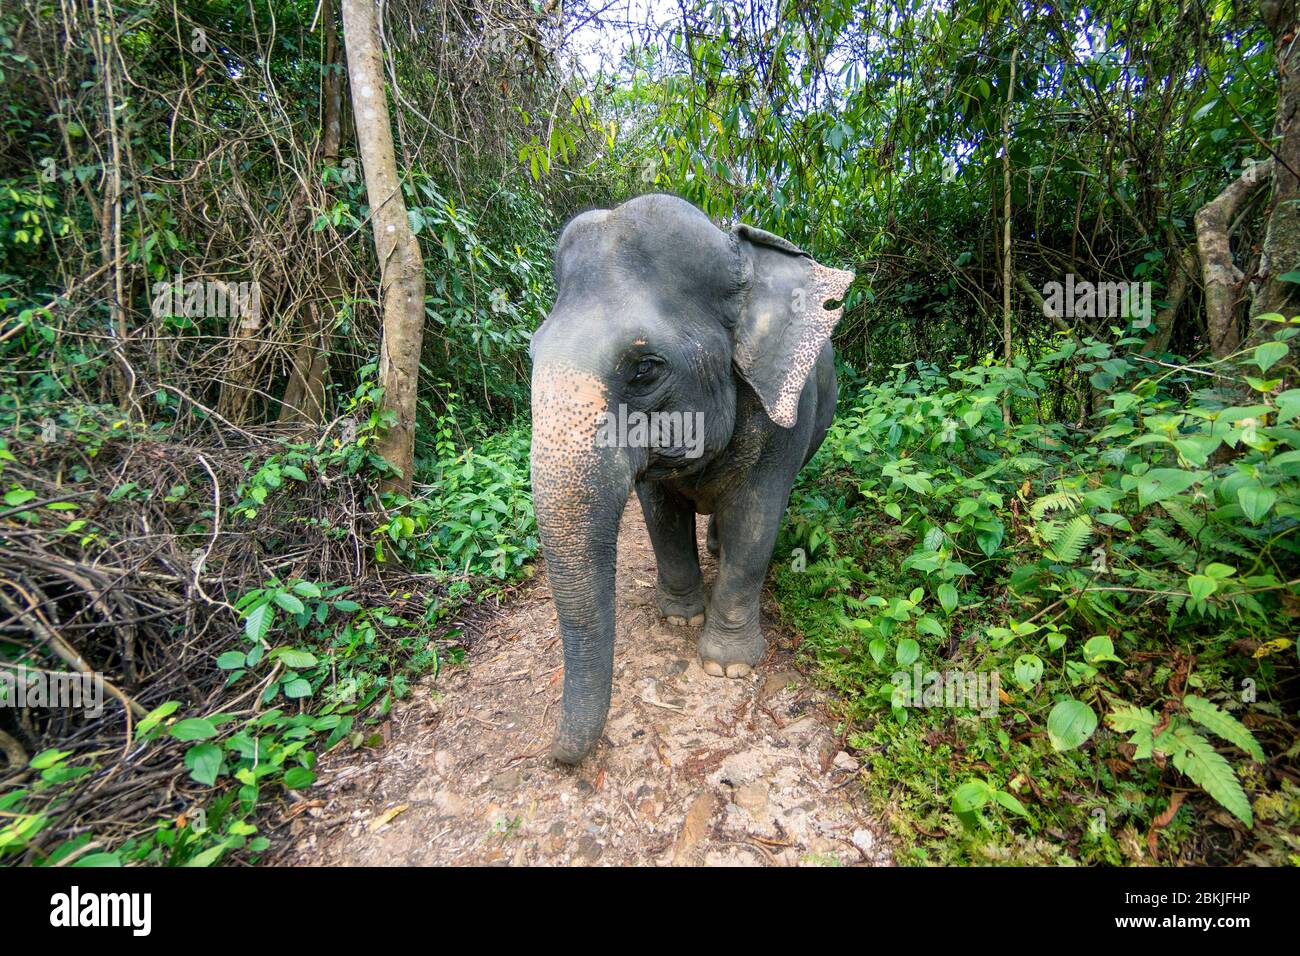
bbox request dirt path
[277,501,890,866]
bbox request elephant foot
[657,585,706,627]
[701,659,752,678]
[698,617,763,679]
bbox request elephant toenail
[725,663,752,678]
[701,659,725,677]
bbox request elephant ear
[729,223,855,429]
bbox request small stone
[833,751,859,772]
[761,670,801,699]
[734,783,769,814]
[672,792,717,864]
[432,789,468,815]
[490,769,523,792]
[663,658,690,677]
[852,828,875,853]
[576,834,603,862]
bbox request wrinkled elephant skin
[530,194,855,763]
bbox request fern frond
[1044,515,1092,564]
[1160,501,1206,542]
[1184,696,1265,761]
[1164,725,1254,827]
[1141,527,1193,568]
[1031,490,1081,521]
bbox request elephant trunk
[531,364,634,763]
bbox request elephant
[529,194,855,764]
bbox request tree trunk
[1249,1,1300,335]
[1195,159,1272,357]
[1001,44,1019,425]
[281,0,346,426]
[1142,246,1198,356]
[342,0,426,492]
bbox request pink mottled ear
[730,224,855,429]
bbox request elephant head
[529,194,854,763]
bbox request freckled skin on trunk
[531,364,632,763]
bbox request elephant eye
[631,359,658,381]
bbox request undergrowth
[775,325,1300,866]
[0,376,537,866]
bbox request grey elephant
[530,194,854,763]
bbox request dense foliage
[777,329,1299,863]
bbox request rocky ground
[275,500,889,866]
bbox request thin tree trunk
[1249,1,1300,336]
[342,0,426,492]
[1001,45,1019,424]
[282,0,346,426]
[1142,246,1198,356]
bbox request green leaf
[215,651,246,670]
[992,790,1030,818]
[1107,702,1159,759]
[916,616,946,639]
[135,701,180,739]
[272,591,306,614]
[184,840,235,867]
[1237,484,1276,524]
[868,638,886,665]
[170,718,218,741]
[1251,342,1288,372]
[30,749,71,770]
[895,638,920,667]
[1134,469,1202,508]
[937,583,959,616]
[184,743,222,786]
[282,678,313,699]
[1184,696,1265,762]
[274,648,318,669]
[1276,388,1300,424]
[1013,654,1043,690]
[1047,699,1098,751]
[283,767,316,790]
[243,602,274,643]
[1043,515,1092,563]
[3,488,36,507]
[951,779,990,830]
[1082,635,1123,665]
[1187,574,1217,602]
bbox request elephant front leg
[698,487,787,677]
[637,482,706,626]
